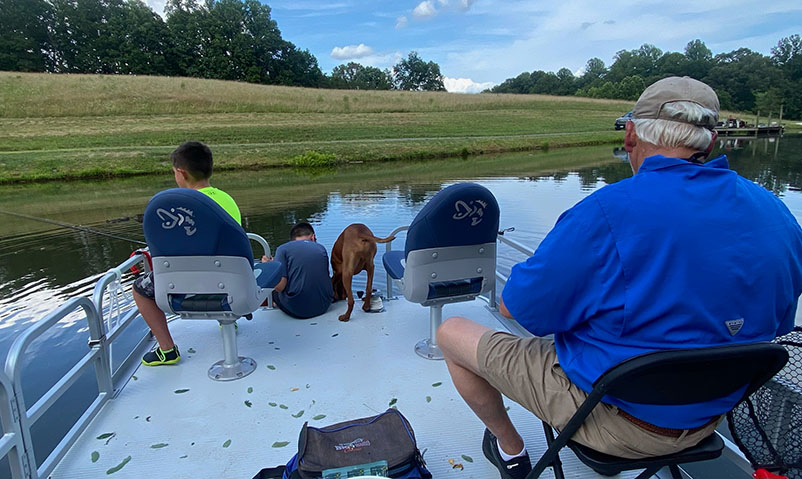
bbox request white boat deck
[51,297,642,479]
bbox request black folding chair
[528,342,789,479]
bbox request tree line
[490,36,802,119]
[0,0,446,91]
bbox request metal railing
[4,297,108,479]
[0,370,28,479]
[0,252,152,479]
[0,240,274,478]
[384,226,409,300]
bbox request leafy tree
[490,72,532,94]
[330,62,392,90]
[576,57,606,89]
[683,39,713,79]
[0,0,52,71]
[392,52,445,91]
[705,48,782,112]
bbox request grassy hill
[0,72,637,183]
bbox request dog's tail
[361,234,396,244]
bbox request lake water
[0,135,800,472]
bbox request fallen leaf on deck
[105,456,131,475]
[269,402,277,407]
[310,322,318,325]
[461,455,473,463]
[179,455,188,459]
[187,348,197,353]
[174,389,190,394]
[426,396,431,403]
[448,458,455,465]
[146,416,151,422]
[272,441,290,448]
[389,398,397,406]
[245,400,252,408]
[91,451,99,463]
[292,410,304,418]
[132,376,137,381]
[452,463,464,470]
[150,443,168,449]
[223,439,231,448]
[279,404,288,409]
[432,382,442,387]
[267,365,276,370]
[331,333,339,337]
[96,433,115,440]
[312,414,326,420]
[290,387,299,392]
[268,341,274,344]
[248,387,253,393]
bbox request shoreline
[0,132,624,185]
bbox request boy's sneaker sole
[142,346,181,366]
[482,428,532,479]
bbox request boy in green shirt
[133,141,241,366]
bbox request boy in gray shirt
[268,223,334,319]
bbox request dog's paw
[362,302,372,312]
[338,314,350,322]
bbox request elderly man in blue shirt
[437,76,802,479]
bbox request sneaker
[141,346,181,366]
[482,429,531,479]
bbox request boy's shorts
[133,272,155,300]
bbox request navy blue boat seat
[382,182,499,359]
[143,188,282,381]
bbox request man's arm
[502,196,617,336]
[273,276,287,293]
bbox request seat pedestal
[415,304,444,360]
[208,320,256,381]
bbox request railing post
[0,370,33,479]
[87,303,113,396]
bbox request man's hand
[499,297,513,319]
[261,255,273,262]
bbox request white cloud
[395,16,408,29]
[437,0,449,5]
[413,0,438,19]
[330,44,375,60]
[444,77,496,94]
[458,0,475,10]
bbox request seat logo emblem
[156,206,197,236]
[453,199,487,226]
[725,318,744,336]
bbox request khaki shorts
[476,331,722,459]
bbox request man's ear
[624,121,637,153]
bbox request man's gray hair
[631,101,715,151]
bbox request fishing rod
[0,208,147,246]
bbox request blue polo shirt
[502,154,802,428]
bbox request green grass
[0,72,639,183]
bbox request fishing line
[0,208,147,245]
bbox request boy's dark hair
[171,141,213,180]
[290,222,315,239]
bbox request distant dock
[716,125,784,137]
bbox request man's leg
[133,289,175,351]
[438,316,525,456]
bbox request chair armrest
[247,233,271,258]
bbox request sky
[145,0,802,93]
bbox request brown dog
[331,224,395,322]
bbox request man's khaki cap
[632,76,719,129]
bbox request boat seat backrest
[143,188,263,318]
[401,183,499,306]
